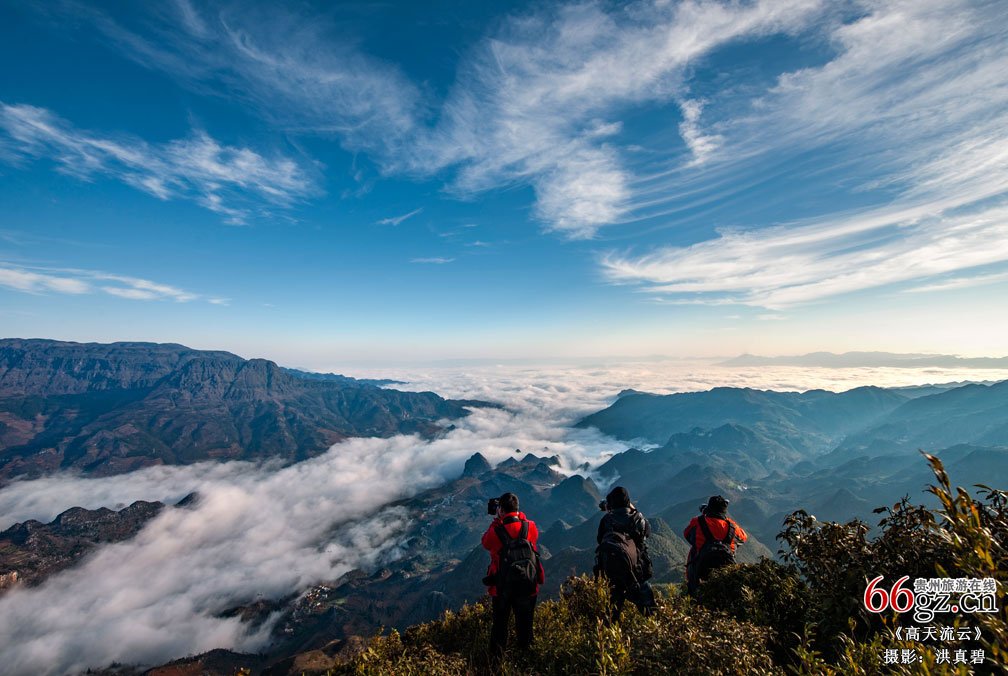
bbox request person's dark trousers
[490,594,537,654]
[611,582,657,622]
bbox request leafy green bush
[778,453,1006,675]
[692,558,812,665]
[925,454,1007,673]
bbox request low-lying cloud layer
[3,361,1008,675]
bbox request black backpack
[636,543,654,583]
[596,529,639,587]
[495,518,540,599]
[695,516,736,581]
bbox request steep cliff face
[0,339,474,480]
[0,339,235,394]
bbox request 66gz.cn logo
[864,576,999,623]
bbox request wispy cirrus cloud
[58,0,421,153]
[406,0,828,238]
[0,266,91,295]
[0,102,314,223]
[905,270,1008,294]
[0,262,215,303]
[603,0,1008,308]
[677,99,722,166]
[377,208,423,227]
[57,0,828,239]
[25,0,1008,316]
[603,203,1008,309]
[410,257,455,264]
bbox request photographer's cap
[606,486,631,509]
[706,495,729,510]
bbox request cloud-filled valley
[2,360,1008,675]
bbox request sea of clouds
[2,360,1006,675]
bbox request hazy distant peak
[719,351,1008,368]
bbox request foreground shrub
[778,453,1007,674]
[692,558,812,666]
[926,454,1007,672]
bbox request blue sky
[1,0,1007,366]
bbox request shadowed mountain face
[0,339,477,481]
[576,386,910,456]
[825,380,1008,461]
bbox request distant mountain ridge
[823,380,1008,462]
[279,366,405,388]
[0,339,477,481]
[719,350,1008,368]
[572,381,1008,600]
[578,380,1008,473]
[576,385,909,455]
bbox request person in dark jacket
[684,494,747,594]
[481,492,544,654]
[596,486,657,621]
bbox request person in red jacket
[683,495,747,594]
[481,492,544,654]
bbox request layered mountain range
[1,339,1005,675]
[0,339,480,481]
[575,382,1008,567]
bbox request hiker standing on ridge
[684,495,747,594]
[481,492,544,655]
[595,486,658,621]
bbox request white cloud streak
[377,207,423,227]
[904,270,1008,294]
[410,257,455,264]
[0,267,91,295]
[677,99,722,165]
[603,203,1008,309]
[0,263,211,303]
[0,103,314,224]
